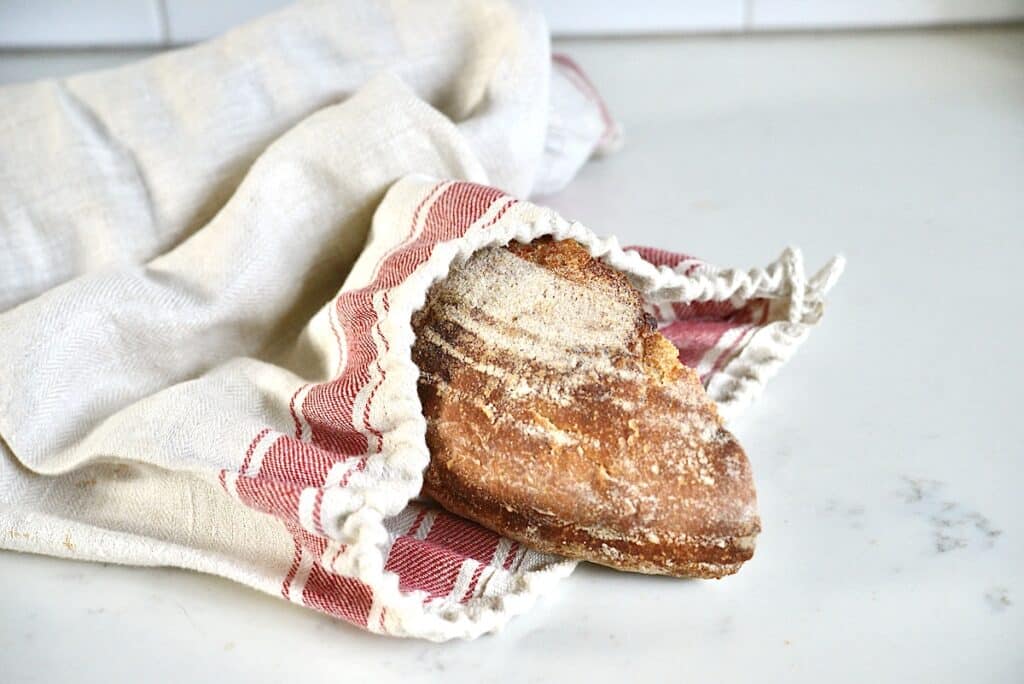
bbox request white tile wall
[750,0,1024,30]
[537,0,745,35]
[0,0,164,48]
[162,0,288,44]
[0,0,1022,48]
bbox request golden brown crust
[412,238,760,578]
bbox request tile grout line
[155,0,171,46]
[743,0,755,31]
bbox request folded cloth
[0,1,843,640]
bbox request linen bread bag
[0,0,842,640]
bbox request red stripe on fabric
[283,522,369,626]
[661,319,742,370]
[240,427,272,476]
[424,182,507,245]
[510,548,527,574]
[338,457,367,489]
[460,563,486,603]
[384,536,466,600]
[624,245,695,268]
[407,506,429,537]
[288,521,330,559]
[280,536,302,600]
[234,475,304,524]
[409,181,450,241]
[257,437,339,489]
[503,541,520,570]
[301,563,374,627]
[669,300,747,322]
[701,300,773,383]
[702,325,754,384]
[552,53,616,145]
[479,198,518,231]
[289,384,308,440]
[379,292,392,350]
[383,509,503,603]
[424,511,501,564]
[356,293,393,455]
[657,298,772,373]
[312,487,326,536]
[328,542,347,571]
[361,368,387,454]
[217,470,227,492]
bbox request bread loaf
[412,238,759,578]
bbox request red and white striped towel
[0,1,841,641]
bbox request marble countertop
[2,26,1022,683]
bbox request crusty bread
[411,238,759,578]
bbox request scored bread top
[412,238,760,578]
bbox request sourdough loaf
[412,238,759,578]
